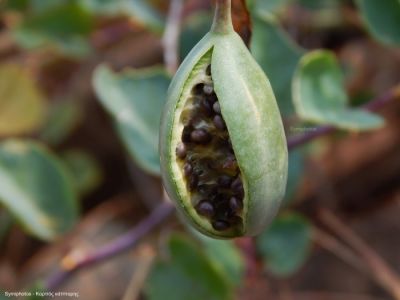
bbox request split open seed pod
[160,0,288,238]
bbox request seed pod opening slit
[160,0,288,238]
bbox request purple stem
[44,202,175,290]
[43,85,399,290]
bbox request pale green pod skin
[159,0,288,238]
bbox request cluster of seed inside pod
[175,64,244,232]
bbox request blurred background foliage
[0,0,399,299]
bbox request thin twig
[162,0,184,74]
[287,85,400,150]
[313,227,368,274]
[44,202,174,290]
[319,208,400,300]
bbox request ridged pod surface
[159,0,288,238]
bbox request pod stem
[211,0,234,34]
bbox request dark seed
[182,126,192,143]
[213,102,221,114]
[231,177,244,199]
[218,175,232,188]
[212,220,230,231]
[189,174,198,190]
[206,93,217,105]
[195,201,214,218]
[213,115,225,130]
[176,143,186,159]
[198,184,218,196]
[229,197,243,212]
[200,99,213,116]
[206,65,211,76]
[223,156,238,170]
[183,163,192,176]
[192,83,204,95]
[231,177,243,192]
[203,84,214,95]
[191,129,211,144]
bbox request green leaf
[0,140,79,240]
[39,100,83,145]
[256,212,313,277]
[0,64,47,137]
[29,0,70,13]
[179,12,213,61]
[144,234,232,300]
[251,15,303,116]
[356,0,400,46]
[4,0,29,11]
[297,0,341,10]
[13,2,94,57]
[283,149,305,205]
[80,0,164,33]
[93,65,170,175]
[0,210,13,245]
[293,50,384,130]
[248,0,292,16]
[62,149,102,196]
[196,235,244,286]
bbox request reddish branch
[44,201,174,290]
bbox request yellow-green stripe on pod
[159,0,288,238]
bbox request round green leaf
[357,0,400,46]
[93,65,170,175]
[256,212,313,277]
[144,234,232,300]
[196,234,245,286]
[81,0,164,33]
[0,140,79,240]
[13,2,94,57]
[293,50,384,130]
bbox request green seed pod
[159,0,288,238]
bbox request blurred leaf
[247,0,292,15]
[40,100,83,145]
[193,233,244,286]
[180,12,213,61]
[93,65,170,175]
[81,0,164,33]
[13,2,94,57]
[144,234,232,300]
[4,0,29,11]
[256,212,312,277]
[29,0,70,13]
[0,64,47,137]
[283,149,305,205]
[0,210,13,245]
[251,15,303,116]
[356,0,400,46]
[62,149,102,196]
[293,50,384,130]
[297,0,341,10]
[0,140,79,240]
